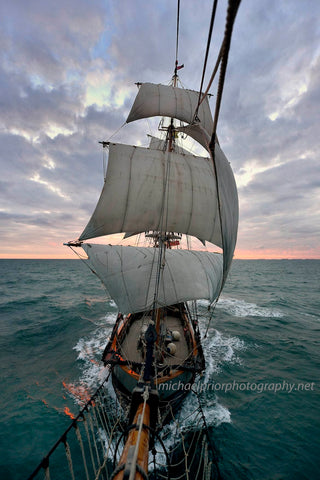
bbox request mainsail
[78,82,238,313]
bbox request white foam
[201,397,231,426]
[216,296,284,318]
[199,327,246,380]
[72,310,242,429]
[70,313,115,394]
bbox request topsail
[79,143,226,246]
[126,83,214,138]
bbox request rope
[210,0,242,144]
[106,121,126,141]
[44,465,50,480]
[169,404,189,480]
[206,0,242,299]
[197,0,218,109]
[192,389,222,479]
[88,411,101,472]
[64,439,75,480]
[198,40,224,107]
[94,414,123,480]
[175,0,180,67]
[92,403,109,460]
[204,300,217,339]
[83,415,97,476]
[99,390,118,450]
[206,461,212,480]
[75,422,90,480]
[27,373,111,480]
[199,0,241,113]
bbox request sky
[0,0,319,259]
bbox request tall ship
[28,1,241,479]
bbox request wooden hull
[102,303,204,422]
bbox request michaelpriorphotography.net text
[158,380,316,394]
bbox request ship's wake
[67,301,250,428]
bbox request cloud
[0,0,319,258]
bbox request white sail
[210,141,238,284]
[79,142,223,245]
[176,124,211,152]
[175,123,239,283]
[82,244,223,314]
[148,135,166,151]
[127,83,213,138]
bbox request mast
[150,52,183,315]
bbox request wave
[72,313,114,390]
[201,328,246,377]
[204,296,285,318]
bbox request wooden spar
[155,308,161,344]
[113,402,150,480]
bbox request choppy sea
[0,259,319,479]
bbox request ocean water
[0,259,319,479]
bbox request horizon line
[1,256,319,261]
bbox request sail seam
[120,146,136,233]
[117,246,134,313]
[184,153,194,236]
[190,250,212,301]
[163,250,180,305]
[143,247,160,312]
[157,84,161,118]
[208,152,221,245]
[173,86,178,123]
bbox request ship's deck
[119,315,191,366]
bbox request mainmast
[144,9,184,384]
[149,59,184,313]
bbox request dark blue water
[0,259,319,479]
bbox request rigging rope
[197,0,218,109]
[75,423,90,480]
[210,0,242,144]
[28,376,221,480]
[175,0,180,67]
[198,0,241,118]
[64,439,75,480]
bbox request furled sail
[127,83,213,138]
[82,244,223,314]
[79,142,223,245]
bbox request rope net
[27,373,221,480]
